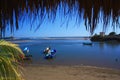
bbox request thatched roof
[0,0,120,37]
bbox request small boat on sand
[23,47,32,60]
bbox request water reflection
[105,41,120,48]
[98,42,105,49]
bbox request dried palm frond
[0,0,120,37]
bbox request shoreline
[23,63,120,70]
[23,65,120,80]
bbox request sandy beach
[23,65,120,80]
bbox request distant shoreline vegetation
[0,36,14,39]
[90,32,120,42]
[0,36,90,40]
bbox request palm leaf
[0,40,24,60]
[0,40,24,80]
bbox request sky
[6,19,120,38]
[6,10,120,38]
[6,19,90,37]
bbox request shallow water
[11,38,120,69]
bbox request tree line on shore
[91,32,120,42]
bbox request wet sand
[23,65,120,80]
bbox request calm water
[11,38,120,69]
